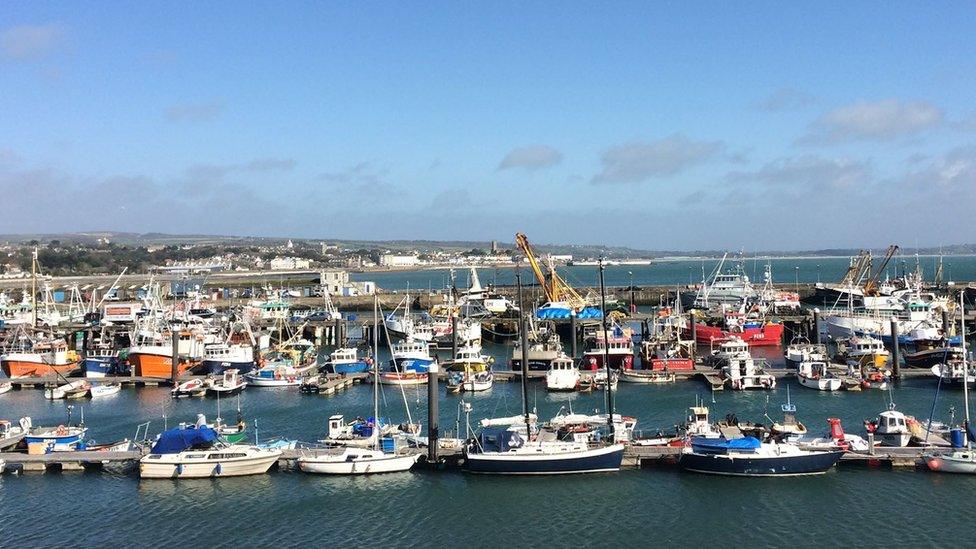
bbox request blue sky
[1,3,975,250]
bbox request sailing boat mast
[372,292,381,451]
[31,247,37,328]
[961,292,970,431]
[599,259,615,435]
[516,266,531,437]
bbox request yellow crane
[514,232,587,311]
[863,244,899,296]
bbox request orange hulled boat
[128,330,205,379]
[1,339,81,379]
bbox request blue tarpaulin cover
[535,306,603,320]
[690,436,761,452]
[151,426,219,454]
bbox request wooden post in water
[570,312,578,359]
[170,330,180,383]
[890,317,900,379]
[813,308,821,345]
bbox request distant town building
[157,260,231,274]
[379,254,420,267]
[319,270,349,294]
[270,256,311,270]
[549,254,573,262]
[491,240,499,253]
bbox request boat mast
[31,247,37,328]
[599,259,615,436]
[373,292,380,451]
[516,266,531,437]
[961,292,970,431]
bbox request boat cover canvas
[151,426,219,454]
[535,306,603,320]
[690,436,761,452]
[477,428,525,452]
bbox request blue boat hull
[465,446,624,474]
[679,450,843,476]
[330,361,370,375]
[83,357,127,377]
[391,357,434,373]
[200,359,256,375]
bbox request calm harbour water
[353,255,976,291]
[2,340,975,548]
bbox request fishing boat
[83,347,122,378]
[687,311,784,347]
[207,368,247,396]
[89,382,122,398]
[545,355,580,391]
[836,335,889,370]
[619,367,676,384]
[686,255,759,308]
[769,389,809,440]
[447,370,493,393]
[784,340,828,368]
[0,418,27,450]
[128,330,203,379]
[714,337,775,390]
[299,295,420,475]
[1,338,81,379]
[171,377,209,397]
[865,408,913,447]
[244,363,312,387]
[200,319,257,375]
[931,360,976,386]
[445,344,493,372]
[44,379,92,400]
[22,413,89,452]
[509,320,562,371]
[796,360,842,391]
[679,437,843,476]
[905,346,964,368]
[139,424,281,479]
[581,324,634,370]
[323,347,370,375]
[388,339,436,373]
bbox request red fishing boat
[686,311,783,347]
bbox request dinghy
[44,380,91,400]
[89,382,122,398]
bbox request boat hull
[140,449,281,479]
[83,357,120,378]
[299,452,419,474]
[2,359,79,379]
[679,450,843,476]
[465,444,624,475]
[926,453,976,474]
[129,352,192,379]
[329,361,370,375]
[687,323,784,347]
[200,359,256,375]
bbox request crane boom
[514,232,586,310]
[863,244,899,296]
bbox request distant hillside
[0,232,973,259]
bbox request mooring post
[813,308,821,345]
[570,312,578,359]
[942,307,951,339]
[170,329,180,383]
[890,317,900,379]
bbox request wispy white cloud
[592,134,724,184]
[800,99,943,144]
[897,146,976,189]
[497,145,563,171]
[0,24,65,60]
[727,155,872,190]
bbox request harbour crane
[863,244,899,296]
[514,232,587,311]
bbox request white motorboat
[0,382,11,395]
[447,370,493,393]
[140,425,281,479]
[244,363,315,387]
[171,377,209,397]
[89,382,122,398]
[619,368,676,384]
[207,369,247,396]
[867,409,913,447]
[784,341,828,367]
[718,338,775,390]
[796,361,842,391]
[0,418,27,450]
[298,447,419,474]
[545,355,580,391]
[930,361,976,386]
[44,380,92,400]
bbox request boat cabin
[329,348,360,364]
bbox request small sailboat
[926,295,976,474]
[447,370,493,393]
[298,294,419,475]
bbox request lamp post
[628,271,635,315]
[794,266,799,290]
